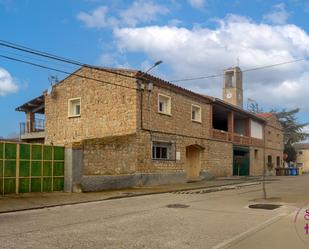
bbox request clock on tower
[222,67,243,108]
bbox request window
[299,151,303,155]
[254,149,258,159]
[68,98,81,117]
[152,141,172,160]
[276,156,280,166]
[158,94,171,115]
[191,104,202,122]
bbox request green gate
[233,147,250,176]
[0,141,65,195]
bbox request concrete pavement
[0,177,261,213]
[0,175,308,248]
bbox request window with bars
[152,141,173,160]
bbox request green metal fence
[0,141,65,195]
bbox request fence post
[64,147,73,192]
[16,143,20,194]
[64,146,83,193]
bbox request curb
[0,180,261,215]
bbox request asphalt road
[1,176,309,249]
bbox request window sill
[152,158,175,162]
[68,115,81,118]
[191,119,202,124]
[158,111,172,116]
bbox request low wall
[80,170,215,192]
[81,172,186,192]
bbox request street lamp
[138,60,163,91]
[144,60,163,74]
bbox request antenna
[237,56,240,67]
[48,74,59,85]
[47,74,58,97]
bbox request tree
[273,108,309,146]
[283,144,297,163]
[247,99,263,113]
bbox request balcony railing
[20,118,45,135]
[211,129,263,146]
[211,129,232,142]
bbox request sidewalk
[0,177,264,214]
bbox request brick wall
[204,140,233,177]
[250,146,264,175]
[264,116,284,171]
[45,67,138,145]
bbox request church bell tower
[222,67,243,108]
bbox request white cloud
[77,1,169,28]
[113,15,309,112]
[168,19,182,26]
[263,3,290,25]
[188,0,205,9]
[120,0,169,27]
[0,68,18,96]
[77,6,118,28]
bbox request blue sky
[0,0,309,137]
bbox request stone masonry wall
[83,134,137,175]
[136,131,232,177]
[45,67,138,145]
[139,84,212,139]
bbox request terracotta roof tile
[256,113,274,119]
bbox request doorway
[186,145,203,181]
[233,147,250,176]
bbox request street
[1,176,309,249]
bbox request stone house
[295,143,309,173]
[16,66,283,191]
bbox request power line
[0,54,138,90]
[0,48,77,70]
[242,58,305,72]
[0,39,139,80]
[1,39,306,86]
[170,58,307,83]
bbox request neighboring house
[256,113,284,173]
[295,143,309,173]
[15,66,284,190]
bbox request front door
[233,148,250,176]
[186,145,202,181]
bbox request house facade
[16,66,284,191]
[295,143,309,173]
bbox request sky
[0,0,309,138]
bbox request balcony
[211,103,264,147]
[211,128,263,147]
[20,118,45,141]
[16,95,45,142]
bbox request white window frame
[158,93,171,115]
[191,104,202,123]
[68,97,81,118]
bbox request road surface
[1,176,309,249]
